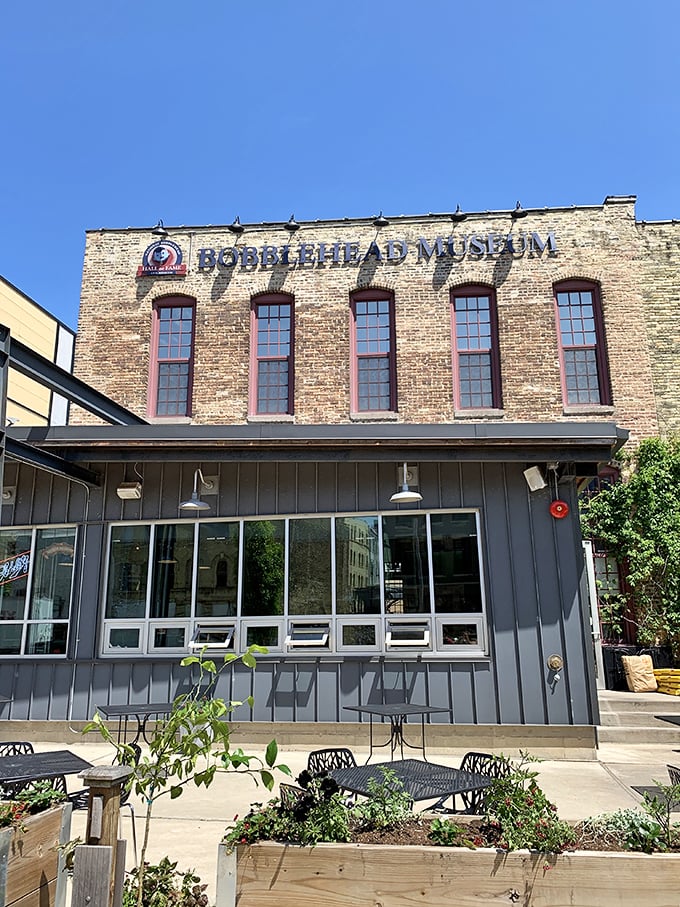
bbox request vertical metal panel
[356,462,379,512]
[251,661,275,721]
[255,462,277,515]
[271,662,296,719]
[438,461,463,509]
[317,662,340,721]
[49,663,73,719]
[482,462,526,724]
[296,462,317,512]
[316,462,337,512]
[471,661,498,724]
[294,664,317,721]
[74,523,105,660]
[336,462,357,513]
[449,663,479,723]
[275,462,296,514]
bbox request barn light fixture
[451,204,467,222]
[373,211,389,227]
[179,469,214,512]
[390,463,422,504]
[284,214,300,232]
[151,219,169,237]
[511,201,528,219]
[228,216,245,234]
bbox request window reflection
[335,516,380,614]
[288,518,331,615]
[382,515,430,613]
[151,524,194,619]
[242,520,285,616]
[430,513,482,613]
[196,522,239,617]
[106,525,150,619]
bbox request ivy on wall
[581,437,680,660]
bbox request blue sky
[1,0,678,330]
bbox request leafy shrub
[0,780,67,831]
[122,857,209,907]
[581,808,666,854]
[427,817,481,848]
[483,753,575,853]
[350,767,413,831]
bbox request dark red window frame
[554,279,611,407]
[249,293,295,416]
[450,284,501,410]
[148,296,196,418]
[350,289,397,413]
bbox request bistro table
[96,702,175,744]
[0,750,92,789]
[330,758,492,810]
[343,703,449,761]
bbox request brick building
[2,195,677,750]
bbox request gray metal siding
[0,458,597,726]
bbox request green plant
[85,646,290,907]
[483,753,575,853]
[122,857,209,907]
[15,778,67,813]
[581,808,665,854]
[0,800,28,830]
[581,436,680,656]
[350,767,413,831]
[427,817,480,848]
[641,780,680,850]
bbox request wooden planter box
[0,803,72,907]
[215,840,680,907]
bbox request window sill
[562,405,614,416]
[247,413,295,423]
[349,411,399,422]
[454,409,505,419]
[147,416,193,424]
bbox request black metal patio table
[343,703,449,761]
[0,750,92,787]
[330,758,492,809]
[96,702,175,744]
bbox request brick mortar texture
[73,199,673,444]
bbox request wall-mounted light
[451,204,467,222]
[373,211,389,227]
[523,466,547,492]
[151,219,169,237]
[116,481,143,500]
[179,468,214,512]
[284,214,300,232]
[390,463,422,504]
[511,201,528,219]
[228,216,244,234]
[1,486,16,505]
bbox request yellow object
[653,668,680,695]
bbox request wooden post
[78,765,132,907]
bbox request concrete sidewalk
[30,734,679,905]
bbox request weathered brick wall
[73,197,661,441]
[636,220,680,436]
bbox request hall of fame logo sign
[137,240,187,277]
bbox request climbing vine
[581,437,680,659]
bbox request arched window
[554,280,610,406]
[450,285,501,410]
[350,289,396,413]
[250,294,294,415]
[148,297,196,417]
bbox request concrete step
[597,724,680,744]
[598,690,680,715]
[599,710,680,728]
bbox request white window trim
[148,620,190,654]
[102,621,146,655]
[336,617,381,652]
[385,619,431,649]
[241,619,284,653]
[189,623,235,651]
[435,615,487,654]
[285,620,331,650]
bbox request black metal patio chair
[307,747,357,776]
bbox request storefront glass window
[151,523,194,619]
[0,526,75,657]
[430,512,482,613]
[242,520,284,616]
[106,525,150,619]
[288,518,332,615]
[382,515,430,613]
[335,516,380,614]
[196,522,239,617]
